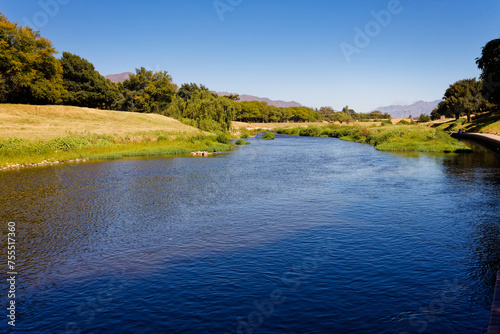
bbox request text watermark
[339,0,405,63]
[22,0,70,29]
[213,0,243,21]
[6,222,17,327]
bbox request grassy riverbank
[0,104,203,140]
[0,104,232,168]
[276,124,472,153]
[432,112,500,135]
[0,131,232,168]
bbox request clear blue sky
[1,0,499,112]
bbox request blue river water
[1,134,499,333]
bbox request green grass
[0,131,233,168]
[432,112,500,135]
[464,112,500,135]
[433,118,466,132]
[276,124,471,153]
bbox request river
[1,134,499,333]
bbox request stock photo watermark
[340,0,404,63]
[57,267,129,334]
[401,278,463,333]
[226,240,334,334]
[213,0,243,21]
[5,222,17,328]
[22,0,70,29]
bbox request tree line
[1,13,395,132]
[431,38,500,122]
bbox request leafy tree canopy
[118,67,177,113]
[0,13,64,104]
[433,78,492,122]
[476,38,500,105]
[60,52,120,109]
[183,90,234,132]
[177,83,208,102]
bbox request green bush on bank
[235,139,251,145]
[276,124,471,153]
[215,132,231,144]
[262,132,275,140]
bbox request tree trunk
[467,111,471,123]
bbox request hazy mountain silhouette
[216,92,302,108]
[105,72,133,83]
[372,100,441,118]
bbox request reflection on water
[0,135,499,333]
[442,142,500,307]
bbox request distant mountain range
[103,73,304,108]
[216,92,302,108]
[105,72,133,83]
[372,100,442,118]
[104,73,437,116]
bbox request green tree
[119,67,177,113]
[237,101,262,122]
[342,105,357,117]
[223,93,240,101]
[418,114,431,122]
[439,78,490,123]
[318,106,335,121]
[60,52,120,109]
[476,38,500,105]
[431,102,452,120]
[177,83,208,102]
[183,90,234,132]
[0,13,65,104]
[332,112,354,124]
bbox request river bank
[275,124,472,153]
[0,131,233,171]
[451,132,500,151]
[0,104,233,170]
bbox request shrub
[235,139,251,145]
[299,126,322,137]
[397,120,410,125]
[215,132,230,144]
[262,132,275,140]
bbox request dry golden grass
[0,104,201,140]
[232,121,332,130]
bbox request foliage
[397,119,410,125]
[222,93,240,101]
[0,13,65,104]
[177,83,208,102]
[233,100,321,123]
[276,124,470,153]
[315,106,391,123]
[215,132,230,144]
[117,67,177,113]
[183,90,234,132]
[432,78,492,123]
[235,139,250,145]
[476,38,500,105]
[418,114,431,122]
[262,132,275,140]
[316,107,333,121]
[60,52,121,109]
